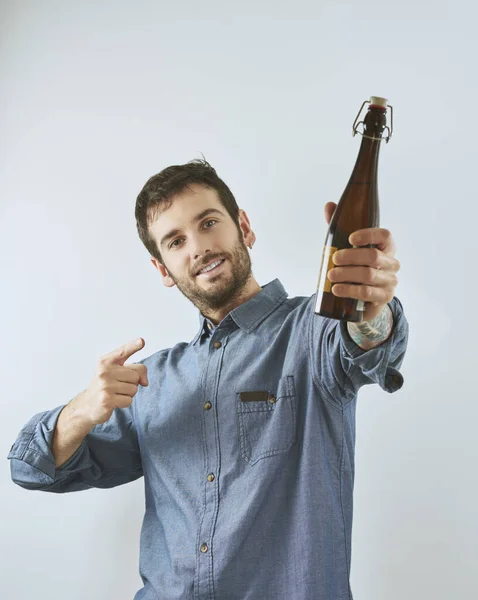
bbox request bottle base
[314,291,364,322]
[314,308,363,323]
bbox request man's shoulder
[256,291,317,337]
[280,292,316,318]
[134,340,191,368]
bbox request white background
[1,1,476,599]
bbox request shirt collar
[191,279,288,345]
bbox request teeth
[199,259,223,274]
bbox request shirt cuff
[8,405,92,481]
[339,297,407,394]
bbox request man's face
[148,184,255,314]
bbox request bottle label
[318,245,338,293]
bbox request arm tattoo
[347,305,393,350]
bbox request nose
[191,250,211,277]
[189,231,211,260]
[192,247,211,261]
[194,249,210,260]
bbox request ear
[238,209,256,248]
[150,257,176,288]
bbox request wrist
[61,391,96,436]
[347,305,393,350]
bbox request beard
[165,231,253,315]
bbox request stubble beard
[166,233,253,314]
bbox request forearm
[52,391,94,468]
[347,305,393,351]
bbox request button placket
[196,333,228,598]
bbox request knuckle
[98,380,110,394]
[98,389,110,405]
[125,387,138,401]
[97,360,109,376]
[129,367,141,383]
[96,370,109,384]
[366,267,376,283]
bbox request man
[8,159,409,600]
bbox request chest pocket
[236,375,297,466]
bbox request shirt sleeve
[308,296,409,406]
[7,402,143,493]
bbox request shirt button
[207,473,215,482]
[200,543,208,553]
[207,323,213,330]
[269,395,277,404]
[204,401,212,410]
[213,341,222,349]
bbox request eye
[168,220,218,250]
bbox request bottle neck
[349,136,382,184]
[349,106,387,184]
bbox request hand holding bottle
[323,201,400,322]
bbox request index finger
[349,228,396,254]
[102,338,145,366]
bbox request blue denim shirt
[8,279,409,600]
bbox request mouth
[196,258,226,278]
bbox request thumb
[324,202,337,226]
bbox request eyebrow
[159,208,226,248]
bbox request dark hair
[135,158,241,264]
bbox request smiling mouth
[196,258,226,277]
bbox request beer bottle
[314,96,393,322]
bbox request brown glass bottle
[314,96,391,322]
